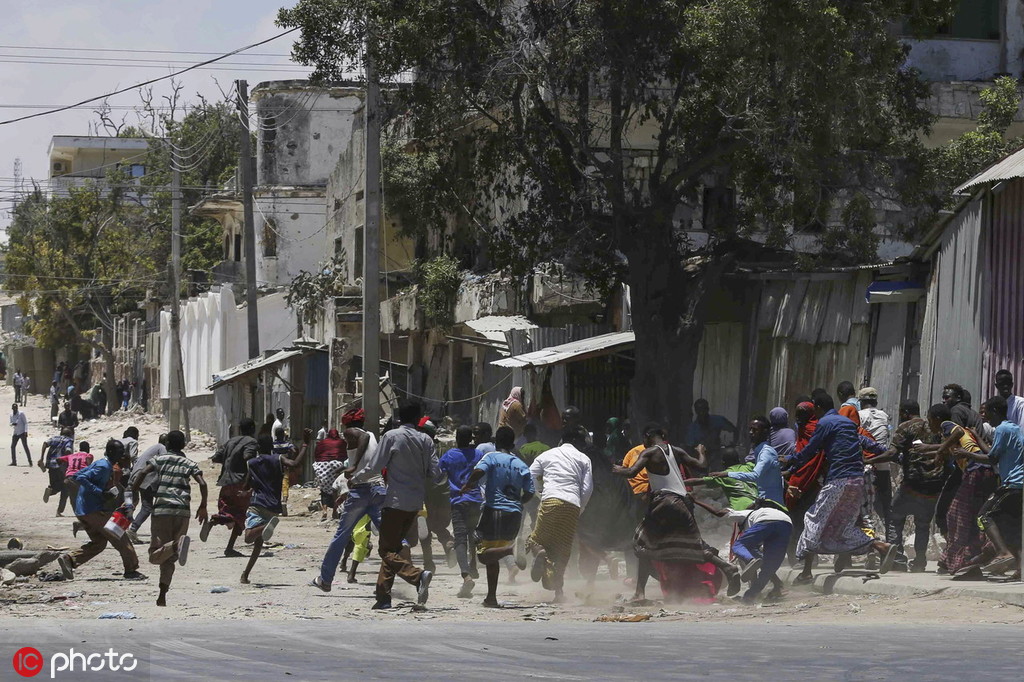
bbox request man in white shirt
[9,402,30,466]
[694,496,792,604]
[272,407,287,438]
[858,387,892,554]
[526,424,593,603]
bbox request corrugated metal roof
[492,331,635,369]
[955,146,1024,195]
[208,348,308,390]
[464,315,537,343]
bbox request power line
[0,27,301,127]
[0,58,309,74]
[0,54,301,68]
[0,45,293,58]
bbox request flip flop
[983,556,1017,576]
[740,558,762,583]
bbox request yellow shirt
[623,444,649,495]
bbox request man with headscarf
[498,387,527,439]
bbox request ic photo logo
[12,646,139,678]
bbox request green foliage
[3,187,159,350]
[286,258,346,327]
[927,77,1024,209]
[280,0,957,279]
[415,255,462,330]
[136,100,241,277]
[382,136,452,241]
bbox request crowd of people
[18,370,1024,611]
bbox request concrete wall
[905,38,1002,82]
[159,287,297,400]
[253,82,364,188]
[254,190,328,287]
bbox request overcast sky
[0,0,311,228]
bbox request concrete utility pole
[362,38,382,436]
[236,80,261,360]
[169,166,190,440]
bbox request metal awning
[491,330,635,369]
[207,345,322,391]
[865,281,926,304]
[463,315,538,343]
[955,146,1024,195]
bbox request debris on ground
[596,613,652,622]
[98,612,138,620]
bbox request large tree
[279,0,956,435]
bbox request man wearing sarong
[959,396,1024,579]
[920,403,998,579]
[934,384,987,542]
[202,418,258,556]
[788,394,898,585]
[527,424,594,603]
[613,423,740,602]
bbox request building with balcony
[47,135,150,198]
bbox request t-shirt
[518,441,550,466]
[622,444,649,495]
[889,417,946,495]
[701,463,757,510]
[248,453,284,513]
[940,420,990,472]
[474,451,534,513]
[438,446,484,505]
[44,436,74,469]
[213,435,258,486]
[151,452,202,517]
[988,420,1024,489]
[58,451,94,478]
[725,506,792,528]
[477,442,497,456]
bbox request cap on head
[857,387,878,401]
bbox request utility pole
[237,80,261,360]
[169,165,190,440]
[362,35,382,436]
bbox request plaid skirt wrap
[634,490,712,563]
[796,476,873,558]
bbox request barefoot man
[240,434,297,584]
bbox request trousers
[149,514,189,587]
[319,484,385,585]
[732,520,792,599]
[375,507,423,601]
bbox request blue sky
[0,0,311,226]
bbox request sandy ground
[3,385,1024,627]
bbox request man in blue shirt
[709,416,784,505]
[965,396,1024,576]
[462,425,535,607]
[438,425,484,597]
[786,393,896,584]
[58,439,145,582]
[685,399,737,471]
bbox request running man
[461,425,534,607]
[240,435,296,584]
[131,430,208,607]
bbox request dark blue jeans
[319,483,385,585]
[732,520,792,599]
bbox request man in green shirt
[684,451,758,510]
[517,423,550,465]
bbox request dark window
[701,186,735,232]
[234,234,242,262]
[354,226,364,279]
[334,237,344,259]
[262,220,278,257]
[937,0,1000,39]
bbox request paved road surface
[1,620,1020,680]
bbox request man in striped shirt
[131,430,208,607]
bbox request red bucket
[103,511,131,540]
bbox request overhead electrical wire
[0,27,300,127]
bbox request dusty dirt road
[2,385,1024,628]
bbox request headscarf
[768,407,796,460]
[341,408,365,426]
[503,386,524,410]
[603,417,628,461]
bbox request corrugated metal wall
[867,302,908,418]
[918,197,986,408]
[985,183,1024,397]
[692,322,744,425]
[754,274,872,413]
